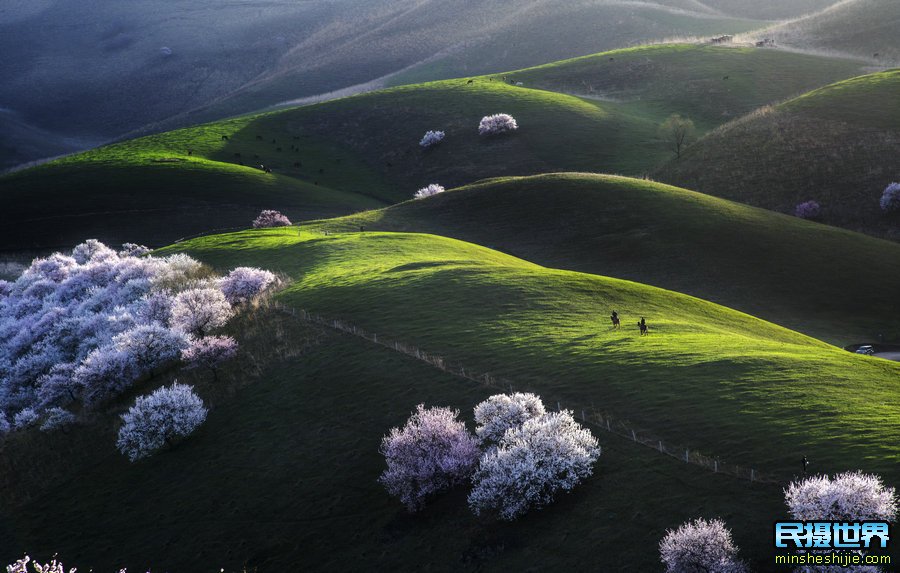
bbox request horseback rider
[639,317,648,336]
[611,310,620,329]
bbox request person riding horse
[639,317,648,336]
[610,311,620,329]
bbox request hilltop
[658,70,900,240]
[1,44,866,250]
[301,173,900,345]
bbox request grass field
[296,173,900,345]
[1,44,867,251]
[0,304,797,572]
[659,69,900,240]
[160,227,900,487]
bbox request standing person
[801,456,809,475]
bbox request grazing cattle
[723,75,729,80]
[293,161,301,167]
[187,149,192,156]
[256,135,263,141]
[276,147,282,152]
[221,135,229,141]
[874,53,880,59]
[264,167,272,174]
[609,57,614,62]
[467,79,474,84]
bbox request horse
[639,321,648,336]
[221,135,229,141]
[610,314,620,329]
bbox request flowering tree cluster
[379,393,600,520]
[794,200,821,220]
[478,113,518,136]
[0,240,275,435]
[468,409,600,520]
[116,382,208,462]
[379,404,480,511]
[219,267,277,305]
[182,336,238,381]
[881,183,900,213]
[419,130,445,148]
[659,518,747,573]
[785,471,898,522]
[252,209,292,228]
[414,184,445,200]
[6,555,76,573]
[7,555,137,573]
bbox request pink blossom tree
[659,518,747,573]
[116,382,208,462]
[379,404,480,511]
[252,210,292,228]
[182,336,238,381]
[468,410,600,520]
[794,200,821,220]
[219,267,276,305]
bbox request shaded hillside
[658,70,900,240]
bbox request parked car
[855,345,875,355]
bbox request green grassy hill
[658,70,900,240]
[0,303,787,572]
[298,173,900,345]
[1,44,866,251]
[161,227,900,486]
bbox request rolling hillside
[0,0,770,170]
[760,0,900,64]
[658,70,900,240]
[162,227,900,486]
[1,44,866,250]
[0,299,787,572]
[299,173,900,345]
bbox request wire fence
[266,300,784,486]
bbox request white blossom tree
[414,184,445,200]
[218,267,276,305]
[116,382,208,462]
[39,407,76,432]
[170,287,232,336]
[473,392,545,444]
[6,555,76,573]
[659,518,747,573]
[468,410,600,520]
[379,404,480,511]
[880,182,900,213]
[478,114,518,136]
[252,210,292,228]
[785,471,898,522]
[419,130,445,148]
[112,324,189,375]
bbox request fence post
[658,441,663,453]
[714,460,718,473]
[750,469,755,482]
[632,430,636,442]
[557,402,561,412]
[581,410,585,422]
[685,449,689,463]
[606,419,610,431]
